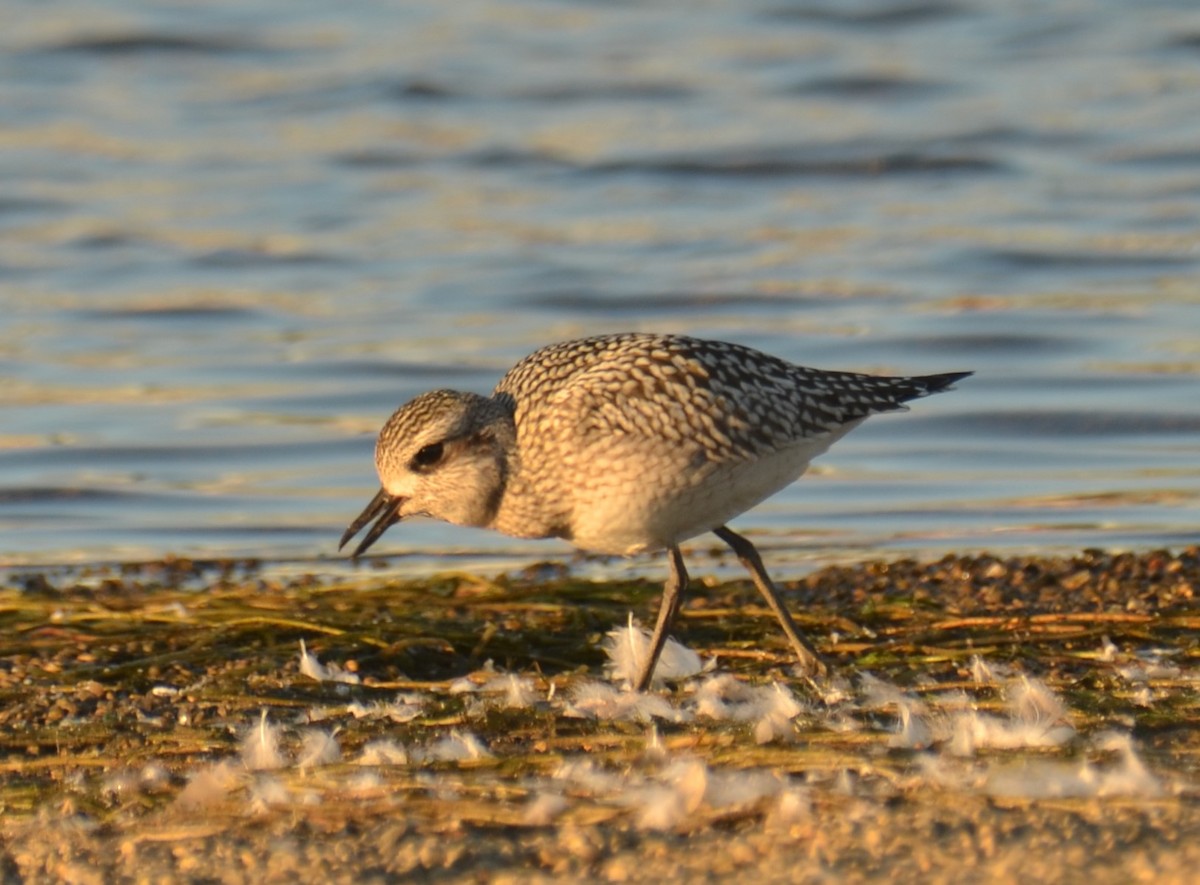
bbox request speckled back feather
[495,333,965,460]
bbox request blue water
[1,0,1198,574]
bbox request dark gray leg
[713,525,827,678]
[634,545,688,692]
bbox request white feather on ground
[627,784,690,831]
[246,775,290,815]
[563,680,689,723]
[298,639,361,685]
[1088,732,1164,796]
[601,617,704,687]
[860,672,919,709]
[523,792,570,826]
[858,672,934,750]
[984,732,1162,799]
[969,655,1013,685]
[296,729,342,769]
[618,758,791,831]
[164,652,1172,824]
[950,675,1075,756]
[681,759,786,810]
[175,761,241,810]
[240,710,288,771]
[342,771,385,797]
[479,673,540,709]
[553,758,630,795]
[416,730,492,763]
[1098,636,1120,662]
[1117,648,1183,684]
[860,671,1075,755]
[380,694,427,723]
[356,739,409,766]
[643,724,667,759]
[890,699,935,750]
[690,674,805,744]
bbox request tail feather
[909,370,973,398]
[835,369,972,422]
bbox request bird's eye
[411,442,445,470]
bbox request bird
[340,332,970,690]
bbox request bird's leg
[633,546,689,692]
[713,525,828,679]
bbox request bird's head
[339,390,514,557]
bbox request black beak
[339,488,403,559]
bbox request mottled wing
[495,332,967,461]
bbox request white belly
[567,424,859,554]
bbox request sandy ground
[1,547,1198,883]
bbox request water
[2,0,1198,575]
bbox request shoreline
[2,546,1198,882]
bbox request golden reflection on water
[0,1,1198,565]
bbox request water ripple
[788,75,950,100]
[970,249,1196,272]
[763,2,966,27]
[587,147,1004,178]
[2,0,1198,566]
[33,33,270,56]
[924,410,1200,438]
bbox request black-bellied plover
[341,333,970,690]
